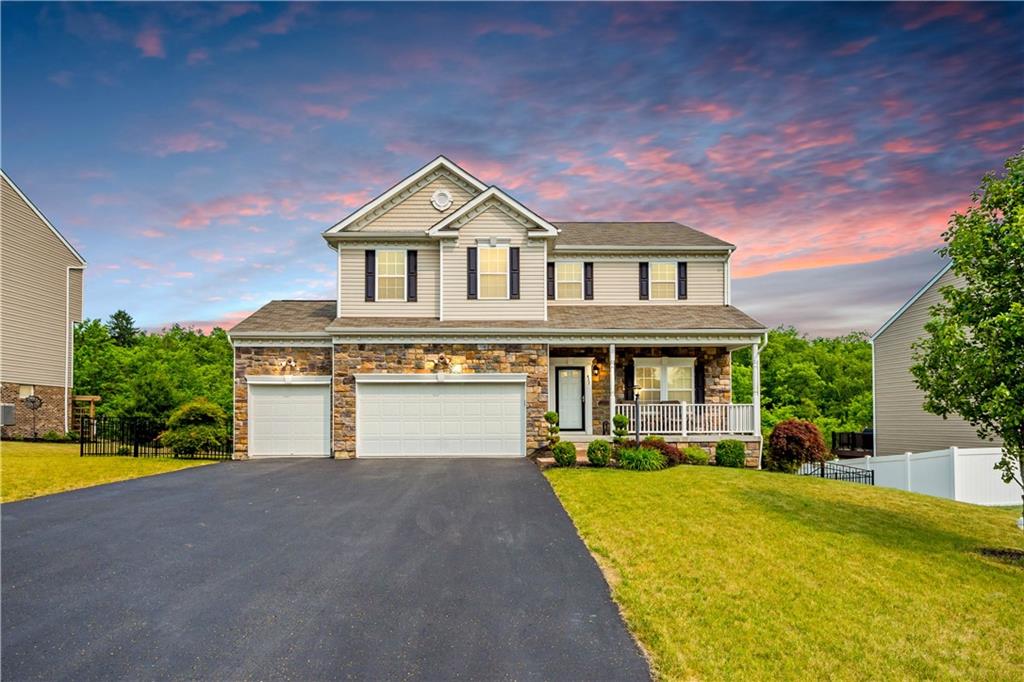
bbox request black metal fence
[801,460,875,485]
[80,416,232,460]
[832,430,873,453]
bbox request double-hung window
[478,245,509,299]
[634,358,695,403]
[376,250,406,301]
[555,262,583,300]
[649,262,676,300]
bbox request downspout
[754,331,768,469]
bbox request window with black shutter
[677,262,688,300]
[584,262,594,300]
[509,247,520,300]
[546,262,555,300]
[467,247,478,299]
[623,362,635,401]
[364,249,375,302]
[639,262,649,300]
[407,250,418,302]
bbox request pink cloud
[150,132,226,157]
[611,145,712,187]
[134,27,165,58]
[816,158,868,176]
[320,191,372,207]
[187,48,210,65]
[303,103,350,121]
[173,271,194,279]
[831,36,877,57]
[535,180,568,201]
[139,229,166,238]
[177,193,275,229]
[900,2,987,30]
[131,258,157,270]
[883,137,940,154]
[779,120,855,153]
[665,100,738,123]
[189,249,225,263]
[258,3,313,35]
[176,309,254,334]
[472,20,554,39]
[954,112,1024,139]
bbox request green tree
[911,151,1024,523]
[106,310,141,347]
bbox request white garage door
[249,383,331,457]
[357,380,525,457]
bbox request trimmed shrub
[116,445,132,456]
[641,436,684,465]
[586,439,612,467]
[160,397,228,457]
[42,430,68,442]
[715,440,747,468]
[618,446,667,471]
[551,440,577,467]
[682,445,710,465]
[544,411,561,448]
[612,413,630,447]
[767,418,827,473]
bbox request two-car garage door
[357,380,525,457]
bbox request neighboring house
[229,156,766,463]
[1,170,86,438]
[871,261,999,456]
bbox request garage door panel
[358,380,524,457]
[249,383,331,457]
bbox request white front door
[357,380,525,457]
[556,367,585,431]
[248,383,331,457]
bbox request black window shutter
[623,363,635,401]
[677,262,688,300]
[407,250,418,302]
[467,247,478,299]
[695,360,705,403]
[546,262,555,300]
[509,247,520,300]
[584,262,594,300]
[364,249,375,302]
[639,262,649,300]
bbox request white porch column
[609,343,616,432]
[752,341,761,436]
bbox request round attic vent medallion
[430,189,453,211]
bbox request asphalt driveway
[2,459,649,680]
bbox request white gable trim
[1,170,87,265]
[871,260,952,341]
[426,186,560,237]
[324,156,487,234]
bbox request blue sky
[2,2,1021,336]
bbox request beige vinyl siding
[873,268,999,455]
[357,176,476,232]
[549,258,726,305]
[338,245,440,317]
[0,176,83,387]
[441,206,546,321]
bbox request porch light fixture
[592,363,600,376]
[281,357,296,370]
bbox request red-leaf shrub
[641,436,684,465]
[767,418,827,472]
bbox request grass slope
[1,441,212,503]
[546,466,1023,681]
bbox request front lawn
[1,441,214,503]
[546,466,1024,681]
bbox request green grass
[1,441,214,503]
[546,466,1024,681]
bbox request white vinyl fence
[807,447,1019,506]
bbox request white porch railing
[615,402,757,436]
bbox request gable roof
[229,300,336,336]
[1,169,87,266]
[324,156,487,234]
[426,186,560,236]
[871,260,953,341]
[553,222,733,251]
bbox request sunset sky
[2,2,1021,336]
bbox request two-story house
[229,157,766,464]
[1,170,87,438]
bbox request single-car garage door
[357,378,525,457]
[249,382,331,457]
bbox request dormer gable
[427,186,560,238]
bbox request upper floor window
[650,262,677,300]
[376,250,406,301]
[555,262,583,300]
[479,245,509,299]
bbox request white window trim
[477,244,510,300]
[375,248,407,302]
[554,261,584,301]
[649,261,678,301]
[634,358,695,402]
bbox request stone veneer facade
[332,343,548,458]
[233,346,333,459]
[1,382,69,439]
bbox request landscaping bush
[544,411,561,448]
[116,445,132,456]
[641,436,684,465]
[42,430,69,442]
[682,445,710,465]
[715,440,747,468]
[618,446,667,471]
[159,397,228,457]
[551,440,577,467]
[586,439,612,467]
[766,418,827,473]
[612,413,630,447]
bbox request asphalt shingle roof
[552,222,733,249]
